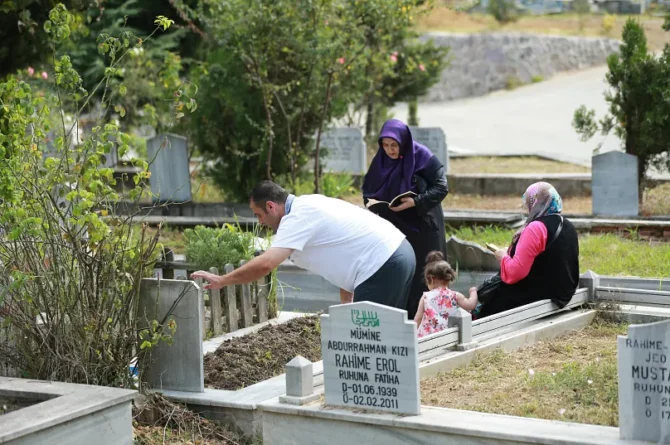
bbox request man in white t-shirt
[191,181,416,310]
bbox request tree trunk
[408,98,419,126]
[365,97,375,139]
[314,71,334,194]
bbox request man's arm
[191,247,293,290]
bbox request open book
[365,191,417,211]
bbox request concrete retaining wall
[448,173,592,197]
[421,32,621,102]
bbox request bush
[488,0,518,24]
[292,173,357,199]
[0,6,190,387]
[601,14,616,36]
[184,224,258,270]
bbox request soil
[203,316,322,390]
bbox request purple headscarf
[362,119,434,202]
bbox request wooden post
[240,260,254,327]
[209,267,223,336]
[162,248,174,279]
[224,264,238,332]
[193,277,208,340]
[256,276,269,323]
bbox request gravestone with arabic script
[409,127,448,173]
[619,319,670,443]
[320,302,420,415]
[319,128,367,174]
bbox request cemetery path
[392,65,620,168]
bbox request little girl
[415,251,479,338]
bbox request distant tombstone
[618,319,670,443]
[319,128,366,174]
[409,127,448,173]
[147,133,192,203]
[320,301,420,415]
[592,151,639,217]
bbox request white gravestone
[592,151,639,217]
[320,302,420,415]
[618,319,670,443]
[409,127,448,173]
[319,128,367,174]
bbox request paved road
[392,65,622,167]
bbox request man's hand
[391,197,416,212]
[191,247,293,290]
[190,271,226,290]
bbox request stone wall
[420,32,621,102]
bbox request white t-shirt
[271,195,405,292]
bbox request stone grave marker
[319,128,366,174]
[592,151,639,217]
[409,126,448,173]
[147,133,192,203]
[618,319,670,443]
[320,301,420,415]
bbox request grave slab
[320,302,420,415]
[592,151,639,217]
[618,318,670,442]
[409,126,448,172]
[147,133,192,203]
[139,279,204,393]
[319,128,366,174]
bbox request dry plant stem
[134,394,241,445]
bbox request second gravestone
[320,302,420,415]
[592,151,639,217]
[409,127,448,173]
[319,128,367,174]
[619,319,670,443]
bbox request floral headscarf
[522,181,563,224]
[510,182,563,248]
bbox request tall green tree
[573,18,670,196]
[190,0,446,199]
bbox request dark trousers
[354,239,416,313]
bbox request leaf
[176,112,184,119]
[119,85,127,96]
[140,341,152,350]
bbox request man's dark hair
[249,181,289,207]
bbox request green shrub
[184,224,258,270]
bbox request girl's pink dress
[417,287,460,338]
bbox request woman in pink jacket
[476,182,580,318]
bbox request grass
[444,193,592,213]
[416,7,670,50]
[420,319,627,426]
[449,225,670,277]
[449,156,590,174]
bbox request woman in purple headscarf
[362,119,448,319]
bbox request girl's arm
[414,296,426,327]
[455,287,479,312]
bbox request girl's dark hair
[424,251,456,284]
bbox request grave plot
[421,318,624,426]
[203,315,321,390]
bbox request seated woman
[475,182,580,318]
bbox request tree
[572,18,670,196]
[190,0,446,198]
[0,5,194,385]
